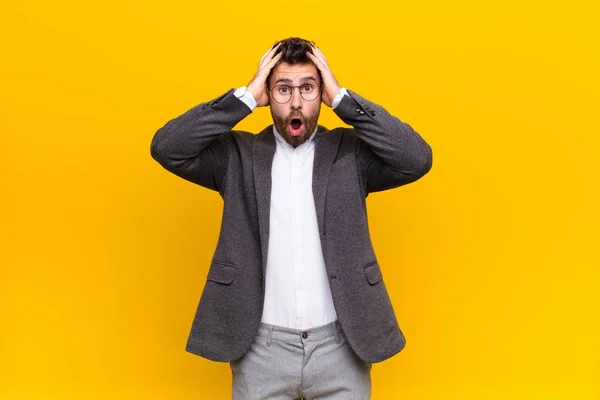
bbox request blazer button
[359,109,365,114]
[302,332,308,339]
[355,107,362,113]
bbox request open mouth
[289,117,303,136]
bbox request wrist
[234,86,258,110]
[246,84,265,106]
[331,87,348,109]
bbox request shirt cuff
[331,87,349,109]
[234,86,257,111]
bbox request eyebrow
[274,76,318,85]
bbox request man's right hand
[247,42,283,107]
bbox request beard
[271,109,320,148]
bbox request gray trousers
[230,320,372,399]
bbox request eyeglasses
[268,83,322,104]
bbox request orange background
[1,0,599,398]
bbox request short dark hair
[266,37,322,89]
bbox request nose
[290,87,303,109]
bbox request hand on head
[247,42,283,107]
[305,43,342,108]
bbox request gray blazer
[150,88,433,363]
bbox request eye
[278,85,291,94]
[301,84,314,92]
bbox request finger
[259,47,272,65]
[309,43,327,61]
[267,42,282,58]
[259,47,275,66]
[306,51,319,67]
[315,50,329,66]
[257,52,282,83]
[260,42,282,66]
[264,52,282,70]
[307,51,328,72]
[307,47,329,68]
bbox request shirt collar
[272,124,318,150]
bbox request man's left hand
[306,44,342,108]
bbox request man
[150,37,433,399]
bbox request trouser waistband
[256,320,344,344]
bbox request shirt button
[302,332,308,339]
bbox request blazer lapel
[253,126,276,277]
[312,125,341,239]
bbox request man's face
[268,62,322,148]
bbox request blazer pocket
[207,261,237,285]
[363,260,383,285]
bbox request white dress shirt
[233,85,348,329]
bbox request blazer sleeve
[333,89,433,193]
[149,88,252,193]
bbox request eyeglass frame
[267,83,323,104]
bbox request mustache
[286,112,304,122]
